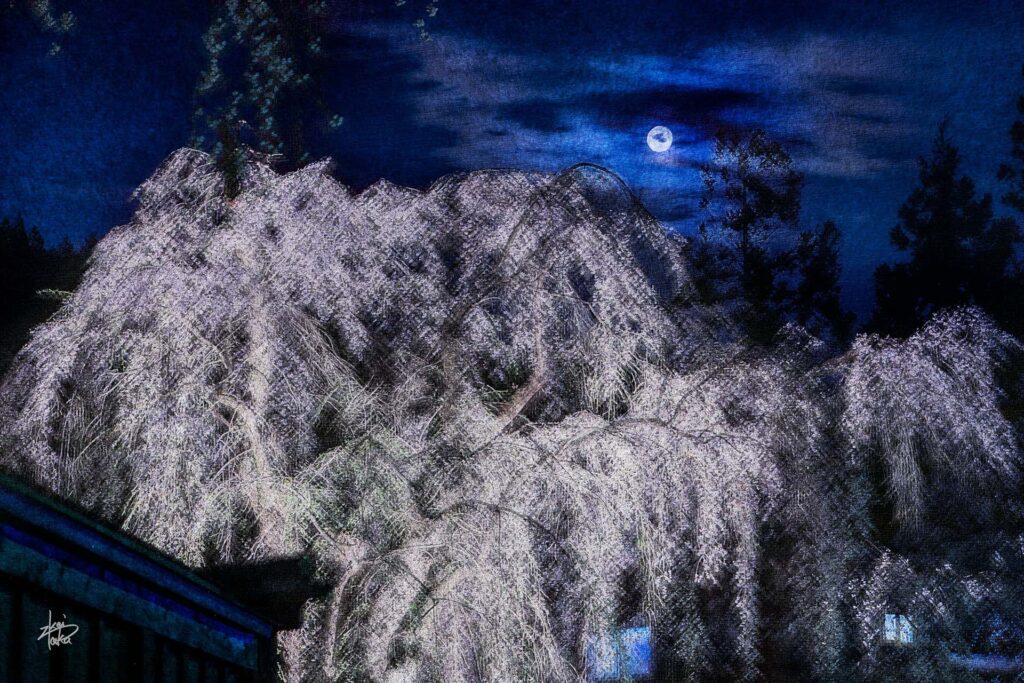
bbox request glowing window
[884,613,914,644]
[587,625,652,681]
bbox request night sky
[2,0,1023,318]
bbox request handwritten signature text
[37,611,78,650]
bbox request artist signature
[37,611,78,650]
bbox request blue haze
[2,0,1024,319]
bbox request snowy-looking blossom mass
[1,149,1022,680]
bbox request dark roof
[0,473,276,635]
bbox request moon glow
[647,125,673,152]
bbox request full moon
[647,125,673,152]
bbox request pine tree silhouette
[872,119,1022,337]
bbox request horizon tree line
[2,0,1023,364]
[0,216,94,375]
[3,79,1022,369]
[689,66,1024,348]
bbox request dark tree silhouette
[998,65,1024,215]
[695,128,851,346]
[216,120,243,200]
[794,220,854,344]
[697,129,804,343]
[872,120,1022,337]
[0,216,94,376]
[999,67,1024,227]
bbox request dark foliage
[1,0,76,56]
[0,216,94,376]
[795,220,855,344]
[872,120,1023,338]
[216,120,243,200]
[694,129,852,347]
[191,0,338,170]
[999,65,1024,216]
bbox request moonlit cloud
[341,22,927,232]
[327,7,1023,320]
[2,0,1023,320]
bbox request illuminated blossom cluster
[1,150,1021,680]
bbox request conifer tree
[794,220,854,344]
[872,120,1022,337]
[696,129,851,346]
[998,65,1024,215]
[697,129,804,343]
[0,216,93,375]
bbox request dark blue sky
[2,0,1023,317]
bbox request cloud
[580,86,764,134]
[495,99,572,133]
[335,6,1024,284]
[336,21,920,236]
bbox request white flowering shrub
[1,150,1021,681]
[844,308,1023,533]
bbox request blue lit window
[587,625,652,681]
[884,613,914,644]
